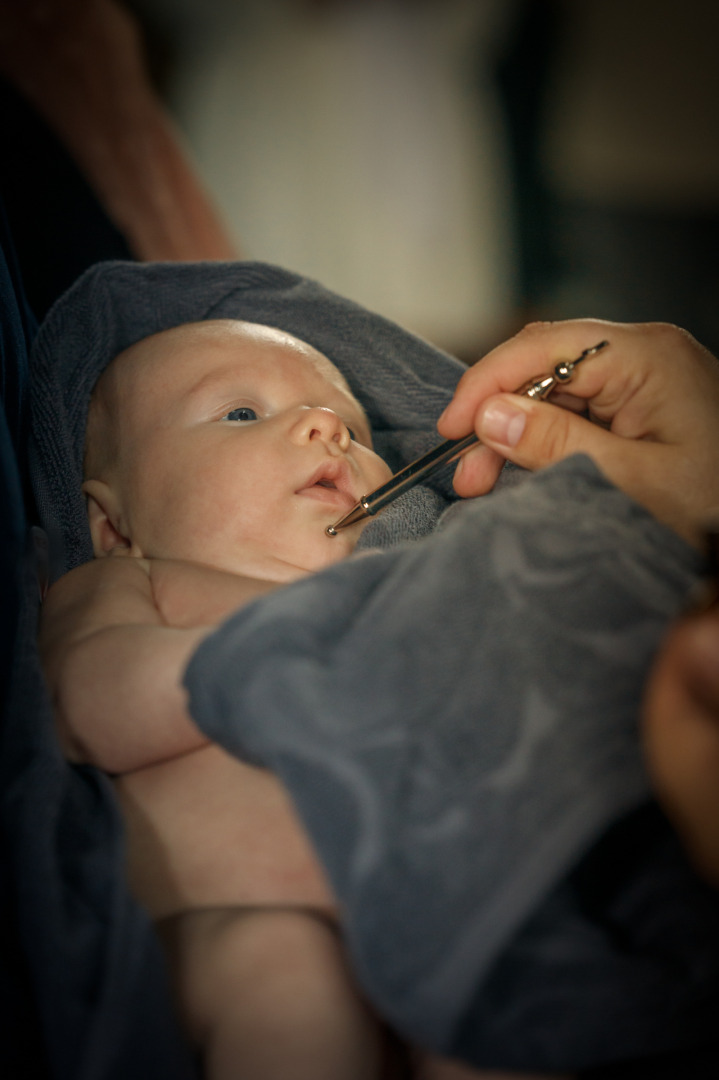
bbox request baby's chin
[208,534,359,584]
[271,535,359,581]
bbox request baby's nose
[289,406,351,451]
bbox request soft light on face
[83,320,392,581]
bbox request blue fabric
[1,216,195,1078]
[0,181,47,1080]
[458,802,719,1075]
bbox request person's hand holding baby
[439,319,719,549]
[644,584,719,888]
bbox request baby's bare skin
[42,552,414,1079]
[117,560,337,918]
[115,741,337,920]
[42,551,566,1080]
[42,322,563,1077]
[117,557,335,919]
[42,554,337,921]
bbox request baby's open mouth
[296,464,356,508]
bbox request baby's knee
[160,906,356,1038]
[161,906,396,1079]
[205,906,345,991]
[213,906,363,1021]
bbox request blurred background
[4,0,719,360]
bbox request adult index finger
[438,317,623,439]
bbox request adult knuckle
[644,320,703,353]
[643,320,714,374]
[516,320,555,339]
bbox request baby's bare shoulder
[147,558,279,629]
[40,555,157,661]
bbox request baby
[81,318,391,581]
[41,318,496,1080]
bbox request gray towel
[184,455,701,1054]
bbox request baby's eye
[222,406,259,423]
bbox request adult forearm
[0,0,237,261]
[49,89,237,263]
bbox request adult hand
[643,596,719,889]
[438,320,719,547]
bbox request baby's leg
[158,906,407,1080]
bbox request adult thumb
[453,392,627,497]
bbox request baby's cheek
[367,454,393,487]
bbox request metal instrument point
[326,339,609,536]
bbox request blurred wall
[527,0,719,354]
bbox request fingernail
[479,399,527,447]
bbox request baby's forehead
[102,319,355,400]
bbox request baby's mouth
[296,462,356,509]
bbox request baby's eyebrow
[186,370,239,397]
[179,372,253,413]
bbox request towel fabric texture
[185,455,714,1068]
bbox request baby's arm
[40,556,276,774]
[40,556,209,773]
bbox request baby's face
[84,320,392,581]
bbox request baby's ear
[83,479,134,557]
